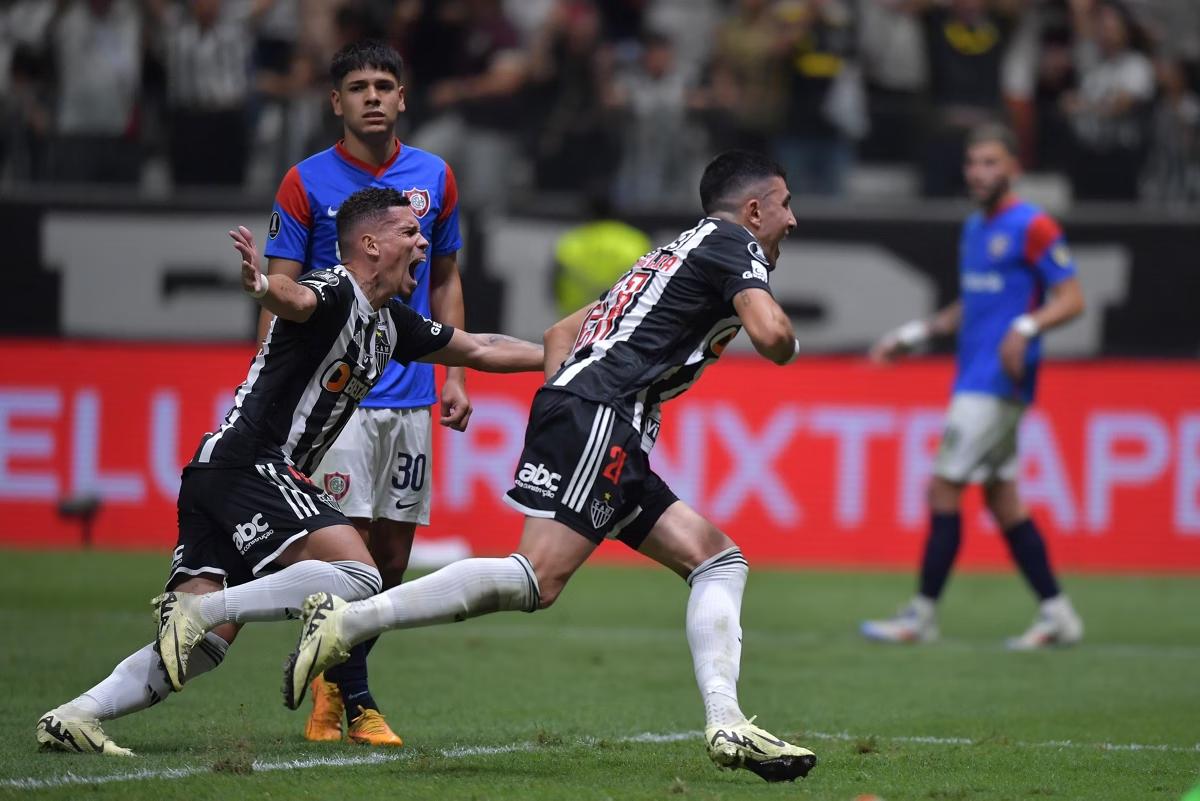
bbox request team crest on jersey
[988,234,1009,259]
[590,495,615,530]
[1051,243,1071,267]
[323,472,350,501]
[374,326,392,369]
[402,187,431,218]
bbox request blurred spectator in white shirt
[159,0,253,187]
[51,0,142,183]
[1062,0,1155,199]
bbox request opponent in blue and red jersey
[862,124,1087,650]
[258,40,469,747]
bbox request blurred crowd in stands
[0,0,1196,208]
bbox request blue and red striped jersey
[263,138,462,409]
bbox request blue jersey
[263,139,462,409]
[955,199,1076,403]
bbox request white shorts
[315,406,433,524]
[933,392,1025,485]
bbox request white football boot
[705,716,817,782]
[152,591,209,691]
[35,706,134,756]
[860,596,939,643]
[1007,596,1083,650]
[283,592,352,711]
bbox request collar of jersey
[985,195,1020,221]
[334,137,402,178]
[335,264,377,316]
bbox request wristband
[894,319,931,348]
[1011,314,1039,338]
[784,337,801,365]
[248,273,269,299]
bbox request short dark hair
[699,151,786,215]
[966,123,1019,156]
[336,187,410,255]
[330,39,403,86]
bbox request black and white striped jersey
[191,265,453,473]
[547,217,774,442]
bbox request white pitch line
[4,728,1197,790]
[802,730,1200,754]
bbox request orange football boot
[304,674,345,742]
[347,707,404,747]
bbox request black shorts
[504,389,678,548]
[167,462,350,590]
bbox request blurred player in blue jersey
[259,40,468,745]
[861,124,1086,650]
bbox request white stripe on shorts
[565,407,614,513]
[259,464,315,520]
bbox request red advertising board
[2,340,1198,571]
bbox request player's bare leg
[156,525,380,691]
[310,517,414,746]
[37,576,240,756]
[637,501,817,782]
[283,517,594,709]
[984,481,1083,649]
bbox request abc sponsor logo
[233,513,273,554]
[516,462,561,498]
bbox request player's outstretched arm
[256,257,303,342]
[870,300,963,363]
[230,226,317,323]
[544,303,597,381]
[733,287,799,366]
[423,329,544,373]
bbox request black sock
[1002,519,1060,600]
[325,635,380,720]
[918,512,961,600]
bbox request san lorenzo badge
[402,187,431,218]
[323,472,350,501]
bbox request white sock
[70,633,229,721]
[197,560,380,627]
[686,547,749,729]
[911,595,937,619]
[342,554,539,645]
[1040,594,1072,616]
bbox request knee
[928,478,962,513]
[678,532,739,578]
[535,576,566,609]
[984,484,1025,530]
[368,524,415,589]
[210,623,241,646]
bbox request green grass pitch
[2,549,1198,800]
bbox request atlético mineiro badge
[324,472,350,501]
[402,187,431,218]
[590,497,615,530]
